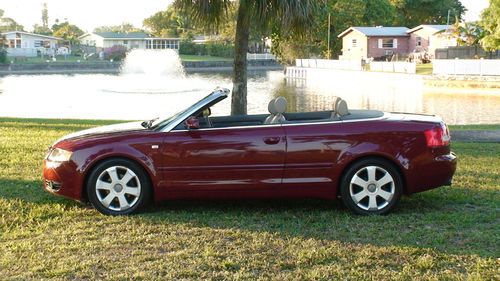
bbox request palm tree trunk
[231,0,250,115]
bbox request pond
[0,51,498,125]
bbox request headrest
[268,98,277,114]
[274,97,287,114]
[333,97,349,117]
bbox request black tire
[86,158,151,215]
[340,158,403,215]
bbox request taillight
[424,124,450,147]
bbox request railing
[433,59,500,76]
[295,59,362,71]
[247,53,276,60]
[369,62,416,74]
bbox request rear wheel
[86,159,151,215]
[340,158,402,215]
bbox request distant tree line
[141,0,499,63]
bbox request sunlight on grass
[0,118,498,279]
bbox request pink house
[338,26,409,60]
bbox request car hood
[54,121,147,147]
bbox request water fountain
[102,49,218,95]
[121,49,186,77]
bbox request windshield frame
[152,88,229,132]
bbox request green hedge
[180,40,234,58]
[0,49,7,64]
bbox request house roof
[338,27,409,38]
[407,25,450,34]
[1,31,62,40]
[80,32,181,40]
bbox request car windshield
[149,90,227,130]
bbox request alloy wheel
[349,165,395,211]
[95,166,142,211]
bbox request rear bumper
[43,159,83,201]
[406,151,457,194]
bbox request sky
[0,0,491,32]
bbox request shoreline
[0,60,283,76]
[0,65,284,75]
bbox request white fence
[433,59,500,76]
[247,53,276,60]
[295,59,362,71]
[6,48,59,57]
[369,62,416,74]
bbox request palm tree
[174,0,321,115]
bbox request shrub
[179,40,234,58]
[103,45,127,61]
[0,49,7,64]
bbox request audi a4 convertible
[43,88,457,215]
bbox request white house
[1,31,62,57]
[407,25,457,55]
[79,32,180,52]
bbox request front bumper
[43,159,83,201]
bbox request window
[382,39,394,48]
[123,40,128,45]
[352,39,357,48]
[35,40,50,48]
[416,36,422,47]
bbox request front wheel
[340,158,403,215]
[86,159,151,215]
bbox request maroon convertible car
[43,88,456,215]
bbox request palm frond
[174,0,232,30]
[250,0,325,34]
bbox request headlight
[47,148,73,162]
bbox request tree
[390,0,466,27]
[144,6,198,38]
[450,20,484,46]
[479,0,500,51]
[53,23,84,45]
[93,23,144,33]
[271,0,397,62]
[0,9,24,32]
[42,2,49,28]
[33,24,53,35]
[175,0,321,115]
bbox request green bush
[179,40,234,58]
[0,49,7,64]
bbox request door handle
[263,137,281,145]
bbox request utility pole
[327,13,331,59]
[446,9,451,28]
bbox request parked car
[43,88,457,215]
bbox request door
[158,125,286,192]
[281,122,346,195]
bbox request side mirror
[185,116,200,130]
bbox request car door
[281,121,346,194]
[158,124,286,192]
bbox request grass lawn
[179,54,233,62]
[449,124,500,131]
[416,63,433,75]
[0,118,498,280]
